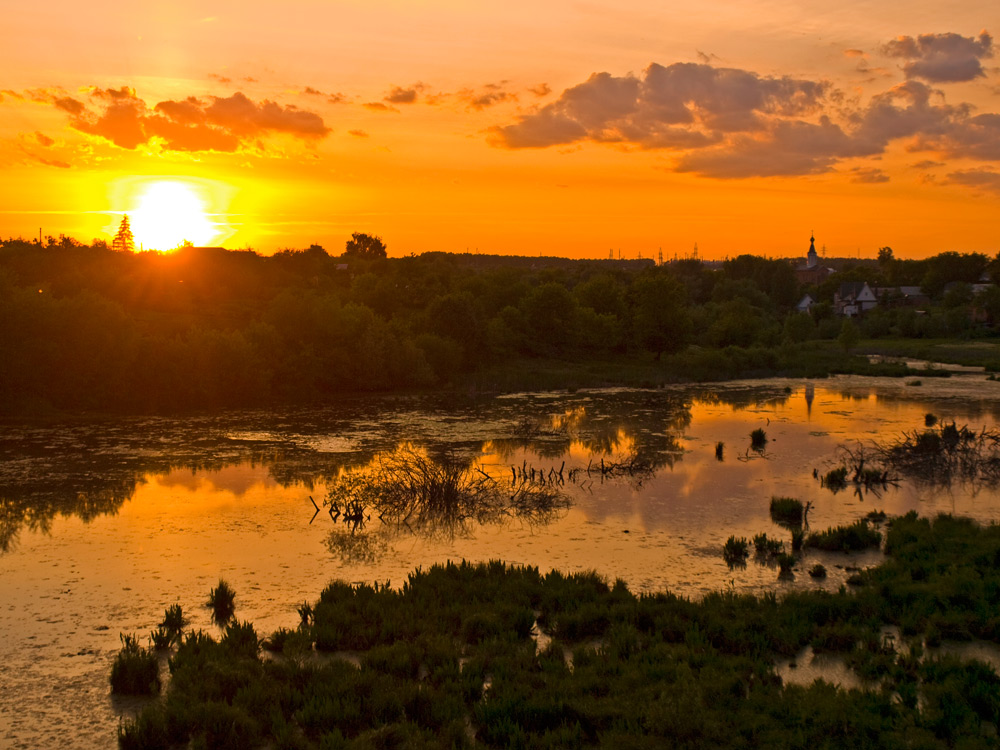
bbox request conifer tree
[112,215,135,253]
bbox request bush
[806,520,882,552]
[208,579,236,625]
[769,496,804,527]
[110,633,160,695]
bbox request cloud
[849,167,890,183]
[364,101,398,113]
[50,87,329,152]
[946,168,1000,193]
[34,131,55,147]
[458,83,516,110]
[882,31,994,83]
[348,129,369,137]
[489,58,1000,179]
[844,49,867,59]
[491,63,830,152]
[529,84,551,98]
[209,73,232,84]
[384,83,427,104]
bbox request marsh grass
[110,633,160,695]
[750,428,767,452]
[115,514,1000,749]
[805,519,882,552]
[327,444,569,538]
[769,496,804,527]
[208,579,236,625]
[723,536,749,567]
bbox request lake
[4,374,1000,748]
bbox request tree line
[2,235,998,413]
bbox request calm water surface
[5,375,1000,748]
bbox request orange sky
[1,1,998,259]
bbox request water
[4,374,1000,747]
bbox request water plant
[722,535,749,566]
[750,428,767,451]
[207,579,236,625]
[109,633,160,695]
[769,496,804,527]
[806,519,881,552]
[925,413,937,427]
[114,514,1000,749]
[776,553,796,576]
[808,563,827,579]
[160,603,186,634]
[752,532,784,557]
[715,441,724,461]
[821,466,848,491]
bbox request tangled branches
[325,444,569,537]
[878,422,1000,485]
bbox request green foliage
[110,633,160,695]
[208,579,237,626]
[769,496,804,527]
[115,517,1000,749]
[806,519,882,552]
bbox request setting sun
[128,180,218,251]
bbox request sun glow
[125,180,222,251]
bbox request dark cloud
[849,167,891,183]
[34,131,54,147]
[328,93,347,104]
[529,84,551,98]
[882,31,994,83]
[348,129,369,138]
[946,168,1000,193]
[490,59,1000,179]
[912,159,944,168]
[55,87,328,152]
[364,101,398,113]
[458,84,516,110]
[303,86,322,95]
[491,63,829,151]
[209,73,232,84]
[384,84,426,104]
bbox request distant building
[796,294,815,313]
[794,233,833,285]
[835,282,877,317]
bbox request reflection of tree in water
[486,392,691,476]
[322,444,569,563]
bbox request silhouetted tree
[112,215,135,253]
[344,232,387,259]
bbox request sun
[129,180,218,250]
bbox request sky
[1,0,999,259]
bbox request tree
[344,232,387,259]
[838,318,860,353]
[112,215,135,253]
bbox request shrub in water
[110,633,160,695]
[723,536,749,567]
[208,579,236,625]
[769,496,804,527]
[822,466,848,491]
[777,553,796,576]
[750,428,767,451]
[753,533,784,557]
[809,564,827,579]
[160,603,186,634]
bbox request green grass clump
[769,496,804,527]
[208,579,236,625]
[753,532,784,557]
[806,519,882,552]
[723,536,749,567]
[109,633,160,695]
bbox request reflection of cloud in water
[152,464,280,497]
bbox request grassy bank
[116,513,1000,749]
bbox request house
[835,282,877,317]
[796,294,815,313]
